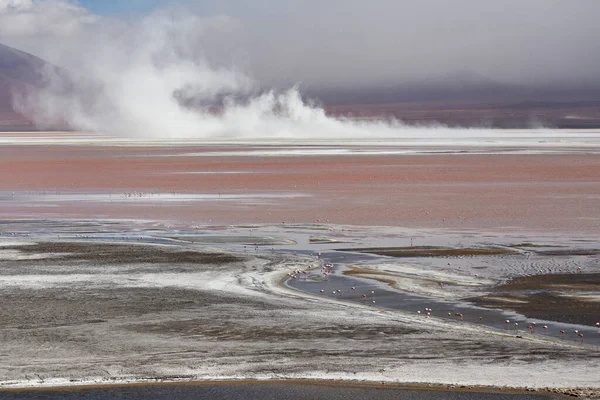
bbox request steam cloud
[2,1,391,137]
[2,0,600,138]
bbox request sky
[2,0,600,90]
[78,0,164,16]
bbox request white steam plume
[2,0,587,140]
[0,3,314,136]
[4,3,410,139]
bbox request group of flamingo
[318,286,376,303]
[291,255,600,345]
[415,308,596,343]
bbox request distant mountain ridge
[0,42,55,129]
[0,42,50,85]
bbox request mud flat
[0,134,599,396]
[331,242,600,335]
[0,221,598,398]
[469,273,600,326]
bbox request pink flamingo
[351,287,356,295]
[560,329,565,338]
[505,319,510,329]
[578,332,584,343]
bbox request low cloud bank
[2,0,599,137]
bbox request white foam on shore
[0,336,589,392]
[1,363,599,391]
[2,129,600,155]
[347,262,497,299]
[2,192,310,205]
[0,250,67,261]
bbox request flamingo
[505,319,510,329]
[560,329,565,338]
[578,332,584,343]
[351,287,356,295]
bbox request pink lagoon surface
[1,132,599,234]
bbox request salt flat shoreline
[0,223,598,398]
[0,133,599,397]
